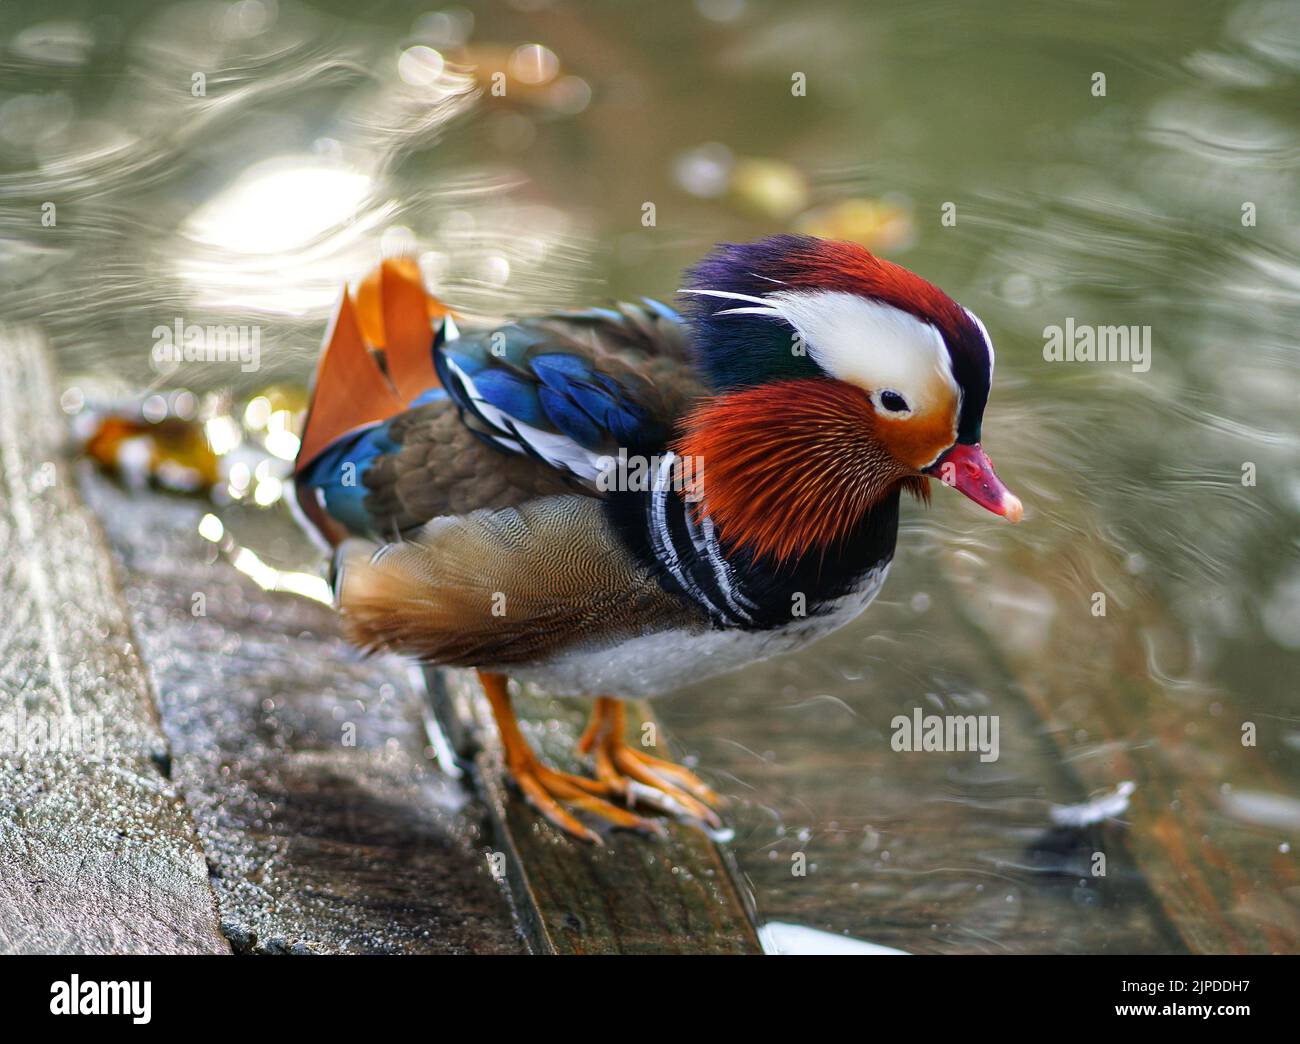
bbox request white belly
[505,562,891,698]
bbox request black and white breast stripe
[645,453,757,628]
[616,452,903,632]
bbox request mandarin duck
[292,236,1022,842]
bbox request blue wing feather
[640,297,684,323]
[537,385,605,448]
[530,353,593,384]
[471,369,550,429]
[296,423,399,536]
[434,317,665,476]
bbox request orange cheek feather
[676,378,921,564]
[873,406,957,471]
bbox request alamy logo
[50,975,151,1024]
[1043,318,1151,373]
[594,449,704,503]
[0,707,105,758]
[152,318,261,372]
[890,708,1000,763]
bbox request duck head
[677,234,1022,563]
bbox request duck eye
[879,390,909,413]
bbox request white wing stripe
[444,355,604,483]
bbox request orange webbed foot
[479,671,660,843]
[510,759,659,844]
[581,697,725,829]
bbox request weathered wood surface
[80,471,525,954]
[438,672,762,954]
[0,327,230,955]
[942,541,1300,954]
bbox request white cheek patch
[766,289,959,412]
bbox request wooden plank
[940,540,1300,954]
[79,469,526,954]
[434,672,763,954]
[0,327,230,955]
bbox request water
[2,0,1296,952]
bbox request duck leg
[578,697,724,827]
[478,671,654,843]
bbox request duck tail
[295,257,450,475]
